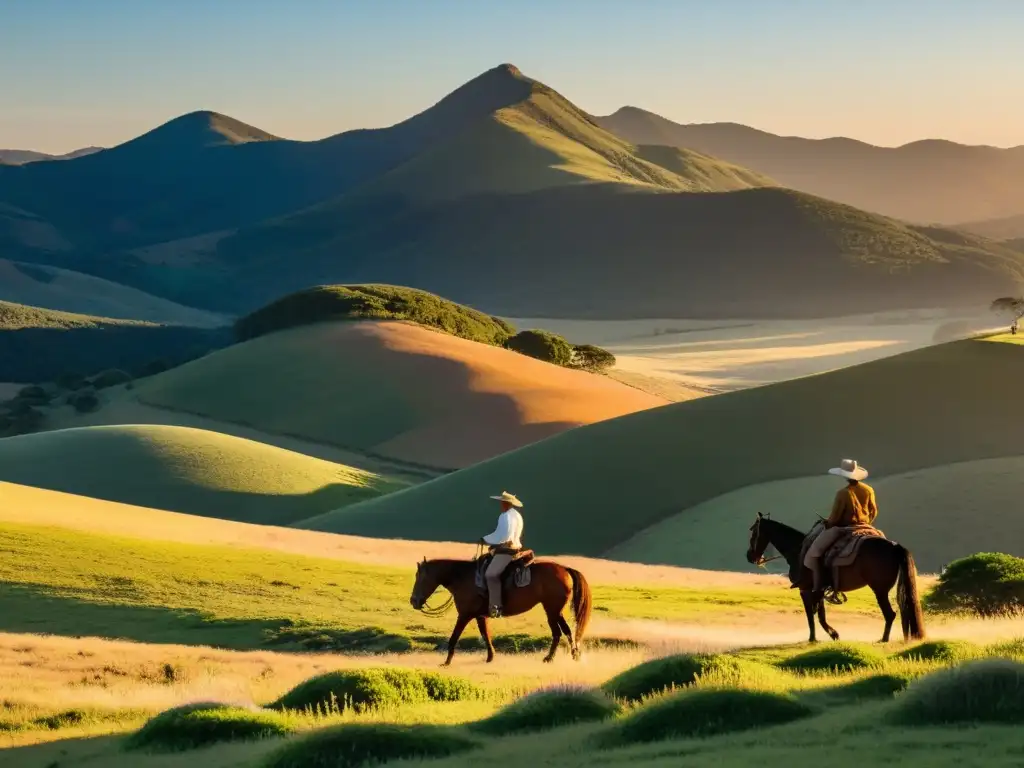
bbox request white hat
[489,491,523,508]
[828,459,868,481]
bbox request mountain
[4,64,1024,319]
[594,107,1024,225]
[957,212,1024,241]
[0,147,103,165]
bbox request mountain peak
[111,110,279,155]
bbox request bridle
[412,560,455,617]
[750,513,783,568]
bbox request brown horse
[410,557,592,666]
[746,512,925,643]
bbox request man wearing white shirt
[481,491,525,618]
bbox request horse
[409,556,592,666]
[746,512,925,643]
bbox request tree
[990,297,1024,330]
[572,344,616,372]
[504,330,574,367]
[925,552,1024,618]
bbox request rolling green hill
[299,337,1024,571]
[0,424,404,524]
[595,106,1024,225]
[0,300,230,382]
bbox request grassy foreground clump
[778,643,885,674]
[601,688,814,746]
[125,702,294,752]
[472,685,620,735]
[602,652,772,701]
[235,284,515,344]
[271,668,480,714]
[892,640,982,663]
[262,723,479,768]
[894,658,1024,725]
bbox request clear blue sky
[3,0,1023,153]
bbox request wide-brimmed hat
[489,491,523,508]
[828,459,868,481]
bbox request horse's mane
[761,517,806,553]
[424,558,476,583]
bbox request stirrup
[488,606,502,619]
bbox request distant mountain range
[0,147,104,165]
[595,107,1024,227]
[1,64,1023,319]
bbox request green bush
[54,371,87,391]
[17,385,49,401]
[4,406,44,436]
[69,391,99,414]
[601,688,812,746]
[571,344,616,372]
[505,329,574,366]
[894,658,1024,725]
[472,685,620,735]
[892,640,981,663]
[926,553,1024,617]
[270,668,478,714]
[125,702,293,752]
[262,723,478,768]
[235,284,514,346]
[91,368,133,390]
[602,653,746,702]
[778,644,885,674]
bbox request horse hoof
[485,656,495,664]
[542,656,554,664]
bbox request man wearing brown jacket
[803,459,878,594]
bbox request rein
[418,593,455,617]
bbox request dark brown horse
[410,557,592,666]
[746,512,925,643]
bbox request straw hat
[828,459,868,481]
[489,491,523,508]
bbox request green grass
[125,703,295,752]
[0,424,404,525]
[271,668,480,714]
[0,522,834,652]
[602,653,760,702]
[471,685,619,735]
[777,644,886,674]
[892,640,982,663]
[299,339,1024,573]
[894,658,1024,725]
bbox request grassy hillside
[136,320,666,469]
[0,146,102,165]
[958,212,1024,241]
[0,259,224,325]
[0,425,403,524]
[300,338,1024,570]
[595,106,1024,225]
[0,300,230,382]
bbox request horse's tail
[566,568,592,646]
[895,544,926,641]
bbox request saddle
[796,521,890,603]
[474,549,535,593]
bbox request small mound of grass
[806,673,912,705]
[602,653,749,702]
[601,688,813,746]
[472,685,620,735]
[778,644,885,674]
[988,638,1024,660]
[125,702,293,752]
[271,668,479,714]
[262,723,479,768]
[892,640,981,664]
[894,658,1024,725]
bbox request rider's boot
[489,605,502,619]
[809,558,825,597]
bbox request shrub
[472,685,620,735]
[926,553,1024,617]
[571,344,616,372]
[54,371,87,391]
[91,369,133,389]
[138,359,171,378]
[601,688,812,746]
[892,640,981,664]
[262,723,478,768]
[17,385,48,401]
[778,644,885,674]
[125,702,293,752]
[270,668,477,714]
[809,673,912,705]
[894,658,1024,725]
[4,406,44,436]
[235,284,514,346]
[505,329,574,366]
[603,653,747,702]
[69,391,99,414]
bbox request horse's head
[746,512,772,565]
[410,557,441,610]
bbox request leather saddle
[475,549,535,593]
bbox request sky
[3,0,1023,154]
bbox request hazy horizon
[3,0,1024,154]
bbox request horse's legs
[442,614,472,667]
[800,591,817,643]
[475,616,495,663]
[556,614,577,659]
[873,585,897,643]
[542,610,563,663]
[816,600,840,641]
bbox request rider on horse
[480,491,524,618]
[802,459,878,595]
